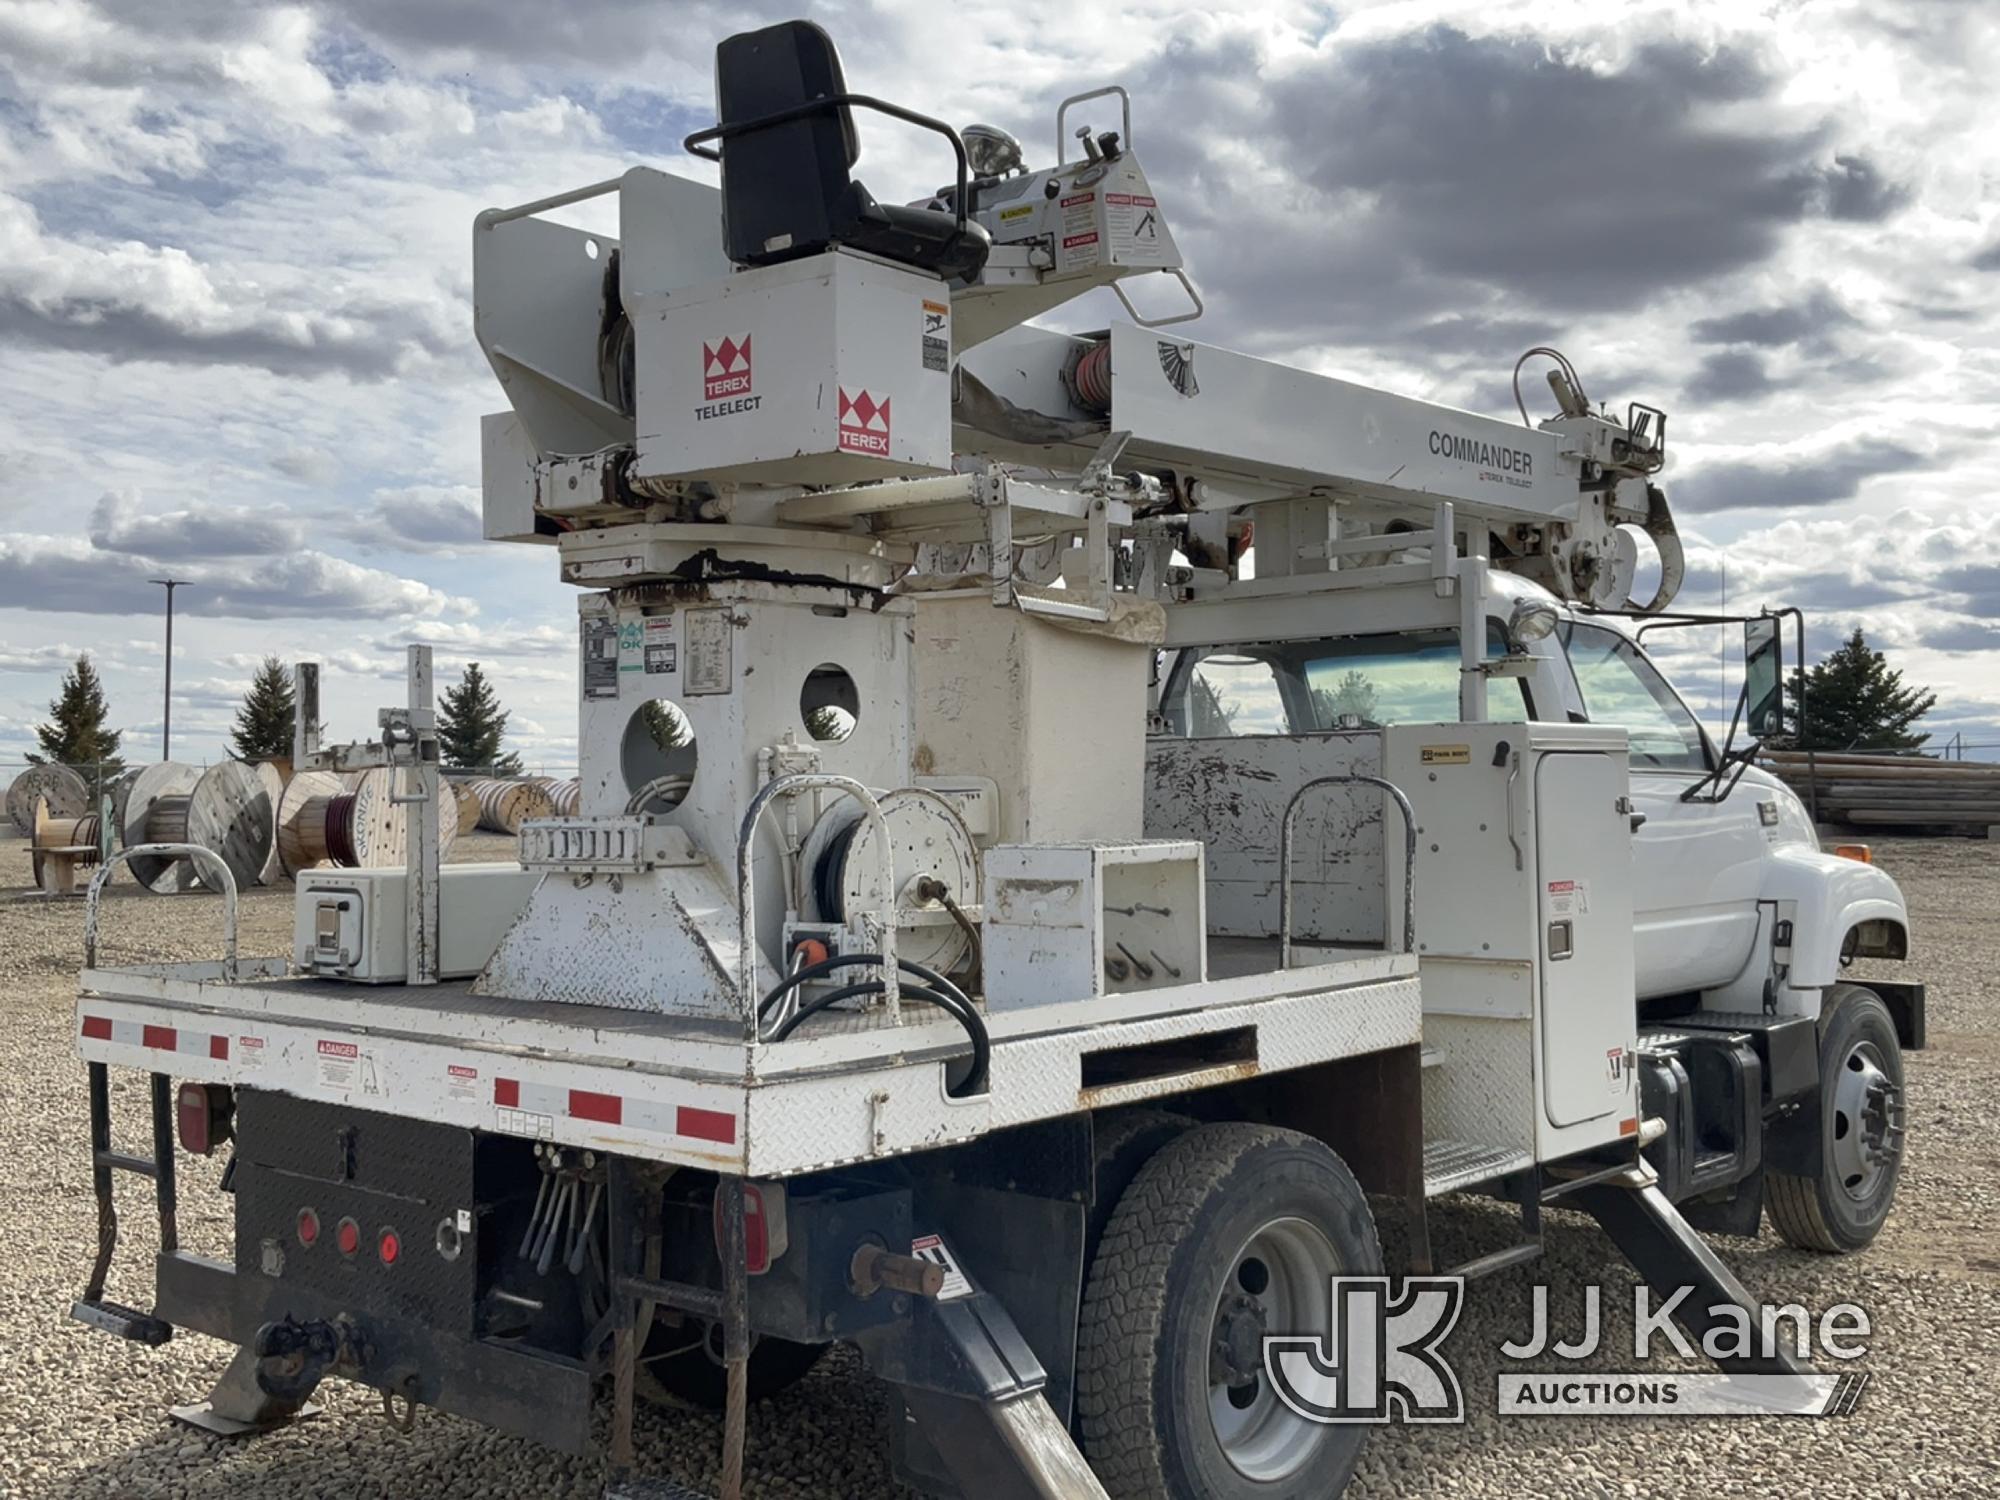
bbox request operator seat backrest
[713,20,991,281]
[714,20,858,266]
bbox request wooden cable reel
[252,760,289,886]
[119,761,203,893]
[7,762,90,835]
[449,779,483,841]
[114,759,283,894]
[472,778,554,834]
[31,795,102,893]
[276,766,460,878]
[185,760,281,893]
[533,777,582,816]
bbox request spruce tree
[437,662,522,774]
[1785,628,1936,752]
[229,656,296,760]
[30,654,123,776]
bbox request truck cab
[1157,564,1917,1252]
[1158,570,1911,1012]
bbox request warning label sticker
[1104,191,1169,265]
[1546,879,1591,917]
[316,1038,360,1090]
[997,203,1036,224]
[496,1105,555,1140]
[1058,190,1100,270]
[1419,743,1471,766]
[447,1063,479,1102]
[911,1233,974,1300]
[643,616,677,675]
[921,298,950,374]
[684,607,733,695]
[582,615,619,699]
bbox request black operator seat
[713,20,991,281]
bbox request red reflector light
[712,1182,786,1274]
[176,1081,232,1156]
[379,1228,401,1266]
[336,1217,360,1257]
[297,1208,320,1247]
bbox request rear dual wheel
[1076,1122,1380,1500]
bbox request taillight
[176,1082,233,1156]
[712,1181,788,1275]
[378,1228,402,1267]
[336,1217,361,1257]
[1834,843,1873,864]
[297,1208,321,1248]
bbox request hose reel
[798,788,980,974]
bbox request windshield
[1561,620,1710,771]
[1160,626,1527,737]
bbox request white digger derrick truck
[68,21,1922,1500]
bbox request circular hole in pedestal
[621,698,698,813]
[800,663,859,743]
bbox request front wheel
[1074,1123,1381,1500]
[1767,984,1907,1253]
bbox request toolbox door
[1535,750,1636,1128]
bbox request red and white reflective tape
[80,1014,229,1061]
[491,1074,736,1145]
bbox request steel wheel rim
[1831,1038,1902,1202]
[1206,1215,1338,1481]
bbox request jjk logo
[1262,1276,1465,1424]
[837,387,891,456]
[703,335,752,401]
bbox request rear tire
[1767,985,1906,1253]
[1075,1123,1380,1500]
[1088,1108,1191,1257]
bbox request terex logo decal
[838,388,891,456]
[703,335,751,400]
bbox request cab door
[1558,621,1767,999]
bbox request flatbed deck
[77,945,1421,1176]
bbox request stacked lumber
[1761,750,2000,834]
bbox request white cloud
[0,0,1993,764]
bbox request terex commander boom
[68,20,1919,1500]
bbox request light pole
[150,578,189,759]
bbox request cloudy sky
[2,0,1996,770]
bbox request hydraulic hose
[765,975,990,1098]
[756,952,974,1023]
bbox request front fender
[1762,844,1910,989]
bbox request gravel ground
[0,833,1995,1498]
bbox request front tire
[1075,1123,1380,1500]
[1767,984,1907,1253]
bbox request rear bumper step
[71,1297,172,1346]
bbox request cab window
[1561,621,1709,771]
[1160,626,1527,738]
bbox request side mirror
[1743,617,1784,740]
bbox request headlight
[1507,598,1559,647]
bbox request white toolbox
[295,864,543,983]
